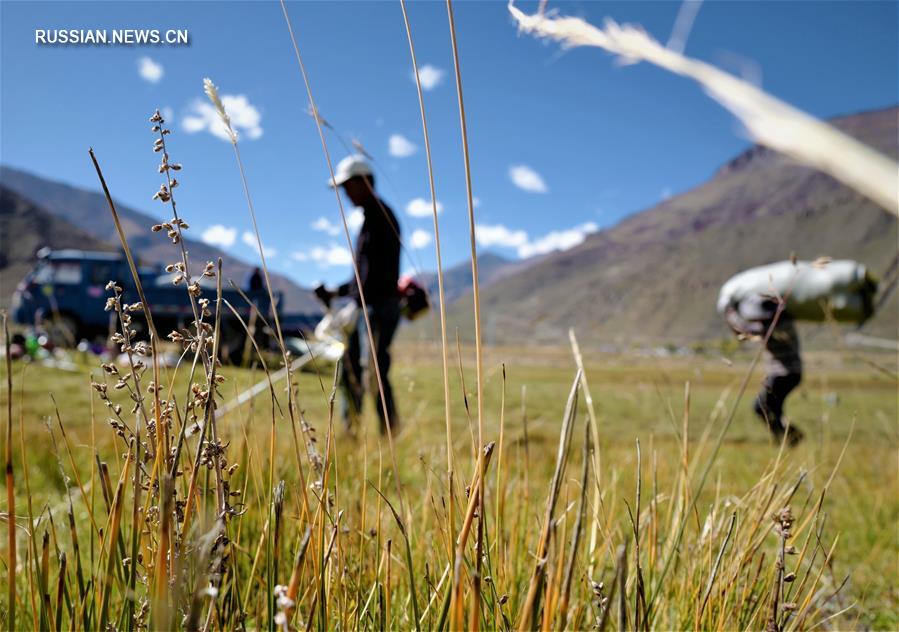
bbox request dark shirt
[337,197,401,304]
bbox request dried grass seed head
[203,77,237,144]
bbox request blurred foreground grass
[1,341,896,628]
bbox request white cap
[328,154,373,187]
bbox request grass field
[1,2,896,629]
[1,340,896,630]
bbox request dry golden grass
[2,5,897,629]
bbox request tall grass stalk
[568,329,603,572]
[445,1,490,626]
[278,0,408,516]
[558,421,590,626]
[202,80,288,360]
[516,370,580,631]
[399,0,456,566]
[3,314,15,631]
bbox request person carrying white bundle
[718,259,879,446]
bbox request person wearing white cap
[315,155,402,434]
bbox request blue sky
[1,0,896,287]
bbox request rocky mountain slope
[0,166,318,313]
[0,187,115,309]
[442,107,898,345]
[417,252,519,306]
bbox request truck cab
[12,249,132,343]
[12,249,280,360]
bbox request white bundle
[717,260,870,322]
[313,300,359,361]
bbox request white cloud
[475,223,529,249]
[311,216,340,236]
[291,244,353,267]
[182,94,263,141]
[348,209,364,230]
[518,222,598,258]
[201,224,237,248]
[661,187,672,200]
[241,231,277,258]
[388,134,417,158]
[475,221,599,258]
[415,64,444,90]
[406,197,443,218]
[138,56,163,83]
[161,106,174,125]
[509,165,548,193]
[410,229,432,249]
[472,197,481,208]
[313,213,363,234]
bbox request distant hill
[0,166,319,313]
[0,187,116,309]
[442,107,898,345]
[405,252,523,341]
[417,252,518,305]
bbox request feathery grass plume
[202,78,283,349]
[201,78,298,449]
[204,78,237,144]
[508,2,899,215]
[203,74,302,518]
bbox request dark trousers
[755,317,802,438]
[725,303,803,439]
[342,297,400,432]
[753,372,801,436]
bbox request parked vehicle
[11,248,286,361]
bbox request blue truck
[10,248,297,360]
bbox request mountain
[417,252,519,305]
[0,166,319,313]
[442,107,899,345]
[0,187,116,308]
